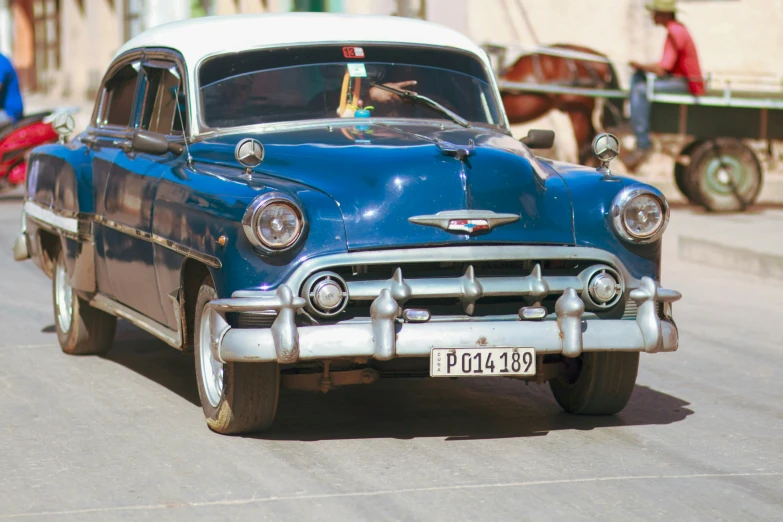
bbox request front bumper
[207,276,681,365]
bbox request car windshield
[198,45,503,129]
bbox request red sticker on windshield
[342,47,365,58]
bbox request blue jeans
[630,70,689,150]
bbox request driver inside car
[334,64,421,118]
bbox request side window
[100,62,140,127]
[139,64,188,135]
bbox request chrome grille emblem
[409,210,519,235]
[447,219,490,234]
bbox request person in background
[622,0,705,170]
[0,52,24,128]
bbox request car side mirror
[131,129,183,155]
[520,129,555,150]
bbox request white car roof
[115,12,491,68]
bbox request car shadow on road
[101,320,693,441]
[101,320,200,407]
[257,381,693,442]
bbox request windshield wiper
[369,82,470,128]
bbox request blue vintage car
[13,13,681,435]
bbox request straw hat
[645,0,680,13]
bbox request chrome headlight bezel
[242,192,305,253]
[610,187,670,244]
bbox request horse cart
[484,42,783,212]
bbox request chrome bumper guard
[12,209,30,262]
[207,276,681,365]
[12,233,30,261]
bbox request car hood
[195,122,575,249]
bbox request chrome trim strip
[24,201,80,235]
[232,245,638,298]
[94,215,151,240]
[94,215,222,269]
[90,293,182,348]
[24,202,221,268]
[150,233,223,269]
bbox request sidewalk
[667,207,783,280]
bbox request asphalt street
[0,193,781,521]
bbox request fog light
[313,279,343,310]
[402,309,431,322]
[589,271,620,304]
[519,306,547,320]
[302,271,349,317]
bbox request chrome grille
[622,300,638,319]
[236,311,277,329]
[299,260,627,323]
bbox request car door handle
[112,139,133,153]
[79,135,99,149]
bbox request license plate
[429,347,536,377]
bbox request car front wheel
[549,352,639,415]
[53,250,116,355]
[194,276,280,435]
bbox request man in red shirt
[622,0,705,170]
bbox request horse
[498,44,624,164]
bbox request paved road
[1,194,781,521]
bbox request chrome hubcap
[55,262,73,333]
[199,310,224,407]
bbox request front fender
[541,159,663,281]
[152,163,348,301]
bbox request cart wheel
[674,161,698,205]
[686,138,763,212]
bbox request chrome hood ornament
[435,139,475,161]
[409,210,520,235]
[235,138,265,177]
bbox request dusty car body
[14,13,681,435]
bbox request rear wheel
[194,276,280,435]
[53,250,116,355]
[549,352,639,415]
[686,138,762,212]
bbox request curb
[678,236,783,280]
[651,177,783,204]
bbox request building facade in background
[0,0,781,110]
[0,0,405,100]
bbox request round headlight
[242,193,304,252]
[257,202,301,249]
[624,194,664,238]
[611,188,669,244]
